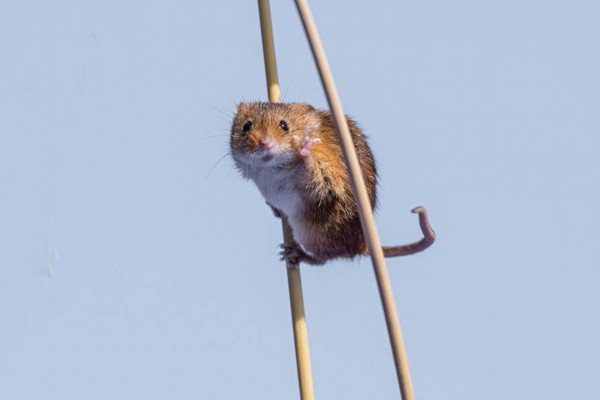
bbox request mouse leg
[279,242,325,266]
[266,202,284,218]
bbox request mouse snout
[258,137,274,150]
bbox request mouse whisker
[199,102,235,119]
[203,152,232,183]
[195,134,230,141]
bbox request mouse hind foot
[279,242,325,266]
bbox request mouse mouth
[254,145,275,161]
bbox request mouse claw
[278,242,325,266]
[279,243,300,266]
[295,133,320,159]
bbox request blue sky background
[1,1,599,399]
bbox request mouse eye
[279,120,289,132]
[242,121,253,133]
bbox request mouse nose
[258,138,273,150]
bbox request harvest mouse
[230,102,435,265]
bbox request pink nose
[258,139,272,150]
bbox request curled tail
[380,206,436,257]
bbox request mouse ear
[236,102,250,112]
[291,103,317,114]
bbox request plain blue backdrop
[1,1,599,399]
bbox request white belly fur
[247,165,314,255]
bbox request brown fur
[230,102,376,264]
[230,102,434,265]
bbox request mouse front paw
[293,123,320,159]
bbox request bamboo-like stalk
[294,1,415,399]
[257,1,315,399]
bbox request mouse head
[230,102,319,167]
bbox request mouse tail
[380,206,436,257]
